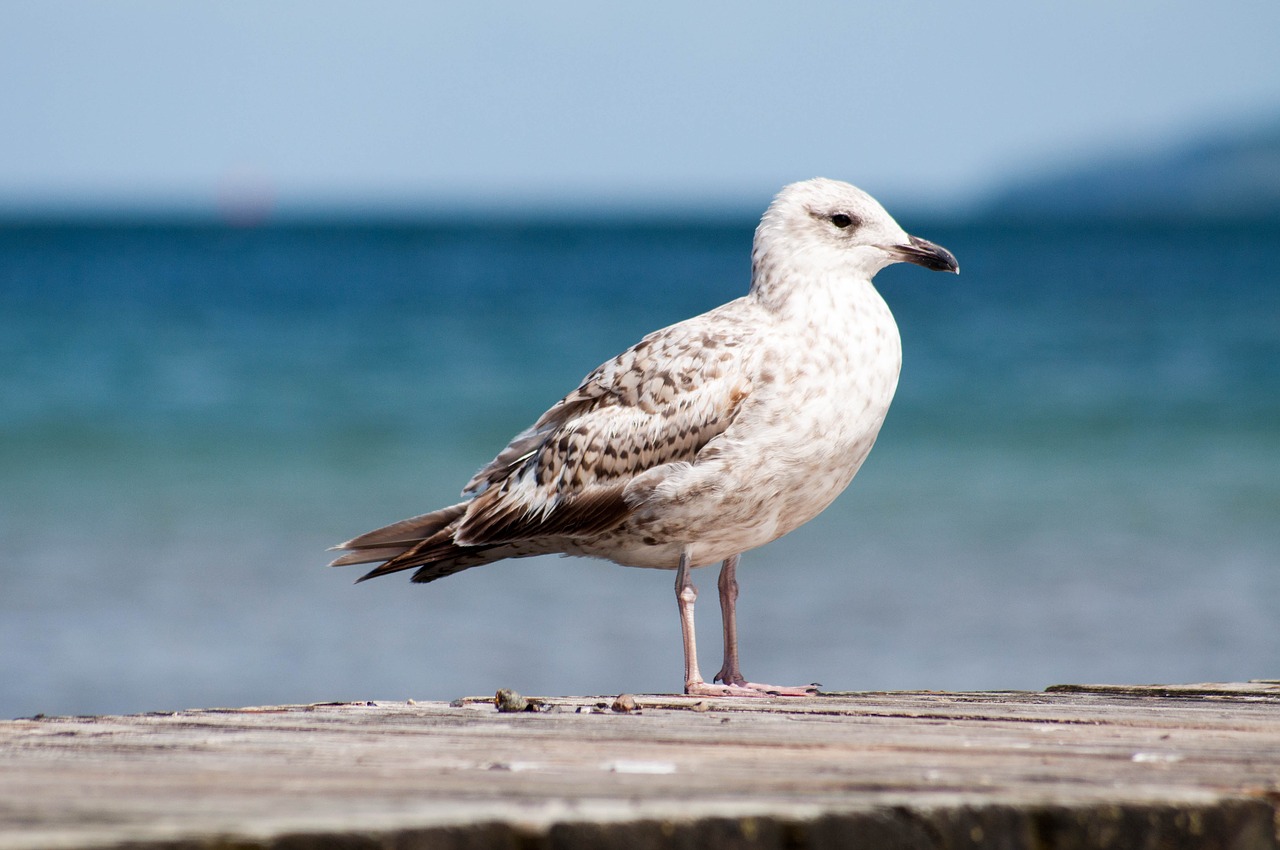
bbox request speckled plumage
[331,178,958,695]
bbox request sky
[2,1,1279,216]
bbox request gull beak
[889,235,960,274]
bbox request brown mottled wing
[454,306,759,546]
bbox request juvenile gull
[331,178,958,697]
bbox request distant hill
[979,119,1280,220]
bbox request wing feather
[455,304,761,547]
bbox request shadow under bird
[330,177,959,697]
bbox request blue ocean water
[1,217,1277,718]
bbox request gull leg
[712,554,818,697]
[714,554,745,686]
[675,550,761,697]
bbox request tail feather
[355,539,530,584]
[327,546,410,567]
[335,504,467,551]
[353,532,500,582]
[410,544,532,583]
[332,501,539,584]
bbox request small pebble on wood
[494,688,538,713]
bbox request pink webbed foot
[740,682,820,696]
[713,670,819,697]
[685,679,773,698]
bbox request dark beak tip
[902,236,959,274]
[932,252,960,275]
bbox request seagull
[330,178,958,697]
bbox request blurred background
[1,2,1278,719]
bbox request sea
[1,215,1277,718]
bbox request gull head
[753,178,959,282]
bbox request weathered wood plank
[1046,681,1280,698]
[2,687,1278,849]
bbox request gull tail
[330,504,468,559]
[328,503,502,584]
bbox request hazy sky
[3,1,1278,214]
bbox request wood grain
[3,686,1278,849]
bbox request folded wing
[331,305,761,581]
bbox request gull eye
[830,213,855,229]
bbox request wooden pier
[3,683,1279,849]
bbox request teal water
[1,219,1278,718]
